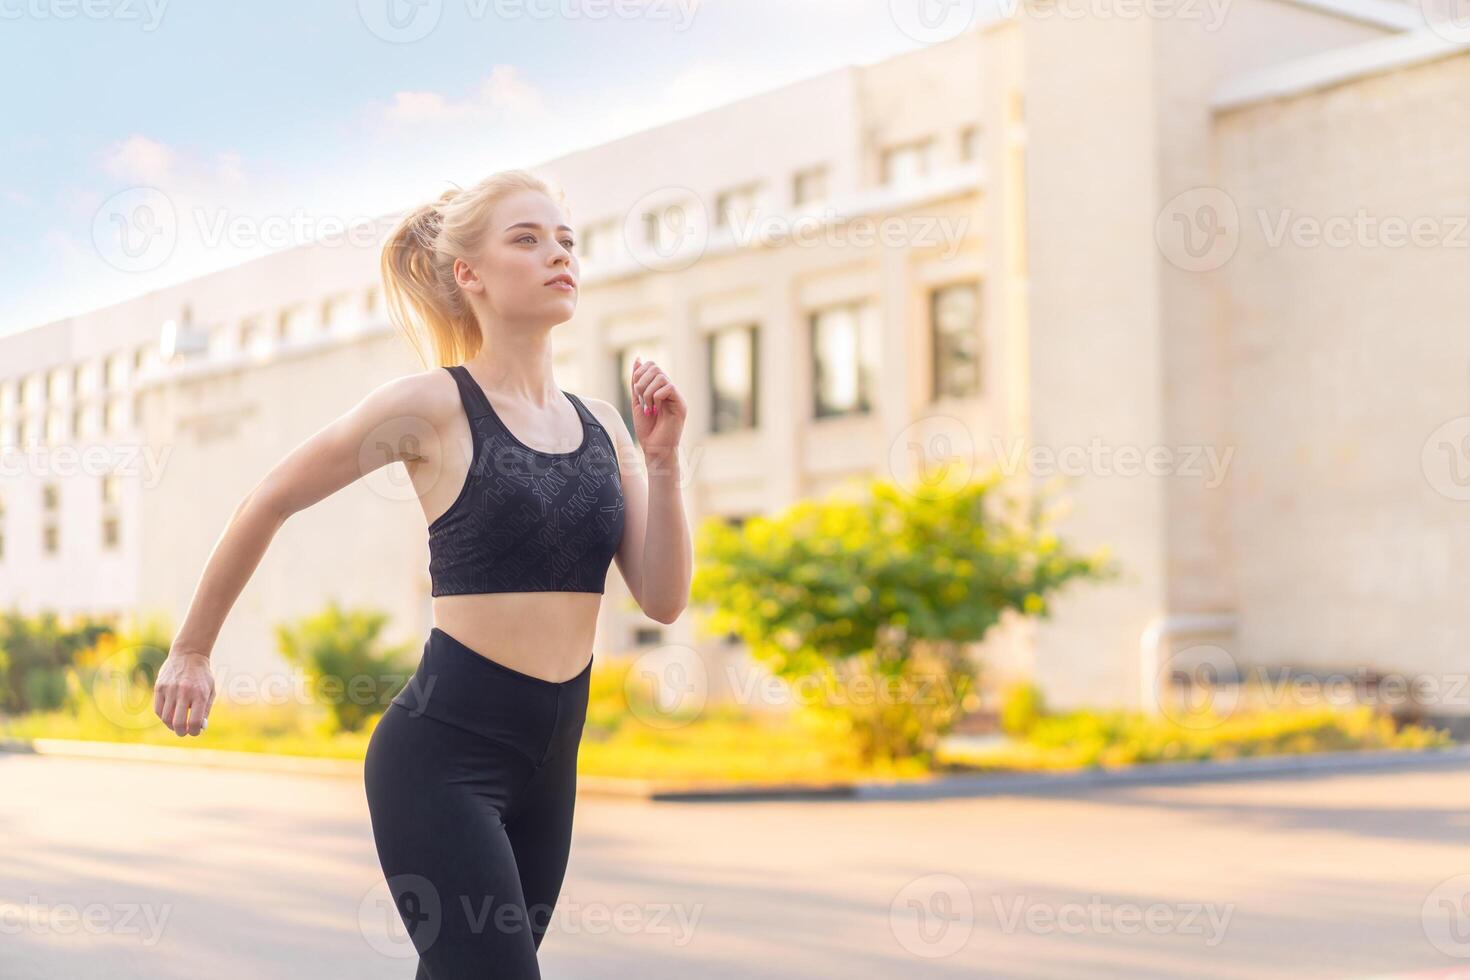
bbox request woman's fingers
[634,361,662,406]
[642,376,670,411]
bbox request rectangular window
[102,515,120,550]
[582,219,619,263]
[881,139,933,190]
[931,282,982,400]
[715,183,760,231]
[708,323,758,433]
[811,303,879,418]
[960,125,980,162]
[793,166,827,207]
[642,202,690,255]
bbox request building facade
[2,5,1463,719]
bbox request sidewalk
[4,734,1468,801]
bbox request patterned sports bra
[427,364,625,597]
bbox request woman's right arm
[153,371,441,737]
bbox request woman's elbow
[643,600,686,626]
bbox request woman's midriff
[431,592,602,683]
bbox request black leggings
[364,626,592,978]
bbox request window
[582,219,618,263]
[240,318,261,354]
[107,353,128,390]
[45,409,65,446]
[280,304,315,342]
[101,474,122,550]
[960,125,981,162]
[715,183,760,231]
[811,303,879,418]
[364,286,382,320]
[642,202,689,255]
[42,482,59,557]
[793,166,827,207]
[0,491,6,561]
[881,139,933,190]
[931,282,981,400]
[708,323,758,433]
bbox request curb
[0,736,364,778]
[2,736,1466,801]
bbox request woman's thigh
[365,701,545,978]
[504,741,582,949]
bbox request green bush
[1000,681,1046,737]
[0,608,114,714]
[274,601,415,734]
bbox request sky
[0,0,989,339]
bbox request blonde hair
[380,169,571,367]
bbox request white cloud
[371,64,546,127]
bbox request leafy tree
[691,473,1117,765]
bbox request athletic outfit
[364,364,624,978]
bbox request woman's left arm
[601,356,691,624]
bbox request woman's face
[459,189,579,325]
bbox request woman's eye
[561,239,575,250]
[516,234,536,244]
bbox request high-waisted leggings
[364,626,592,978]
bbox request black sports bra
[427,364,625,597]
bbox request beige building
[2,7,1464,722]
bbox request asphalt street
[2,751,1468,978]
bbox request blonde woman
[151,170,691,977]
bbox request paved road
[2,751,1469,979]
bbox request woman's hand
[629,356,686,460]
[153,651,217,737]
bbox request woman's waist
[430,593,599,681]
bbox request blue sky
[0,0,981,338]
